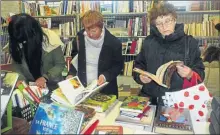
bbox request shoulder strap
[184,36,190,66]
[76,36,79,51]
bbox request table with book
[1,72,214,134]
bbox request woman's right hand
[139,74,152,84]
[66,75,73,80]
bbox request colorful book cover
[120,96,150,113]
[154,106,194,134]
[82,93,116,112]
[29,103,84,134]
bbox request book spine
[20,82,40,104]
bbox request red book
[130,40,137,54]
[83,120,99,135]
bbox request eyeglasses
[155,18,174,28]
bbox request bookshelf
[1,0,219,86]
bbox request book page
[58,76,85,105]
[1,71,19,118]
[74,81,109,106]
[133,68,164,87]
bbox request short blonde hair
[81,10,104,28]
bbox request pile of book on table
[115,96,156,132]
[209,97,220,134]
[28,75,121,134]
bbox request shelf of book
[103,12,148,16]
[33,14,78,18]
[177,10,220,14]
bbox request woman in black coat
[68,10,124,98]
[133,2,205,105]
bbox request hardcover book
[57,76,108,106]
[1,71,19,118]
[153,106,194,134]
[120,96,150,113]
[82,93,117,112]
[133,60,182,88]
[29,103,84,134]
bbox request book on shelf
[120,96,150,113]
[1,71,19,119]
[153,106,194,134]
[133,60,182,88]
[53,76,108,107]
[29,102,84,134]
[94,125,123,134]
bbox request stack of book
[209,97,220,134]
[115,96,156,132]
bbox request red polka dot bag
[162,71,213,122]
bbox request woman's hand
[97,74,106,85]
[66,75,73,80]
[35,77,47,88]
[176,64,193,79]
[139,74,152,84]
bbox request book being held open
[57,76,108,106]
[133,60,182,88]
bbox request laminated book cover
[154,106,194,134]
[120,96,150,113]
[29,103,84,134]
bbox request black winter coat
[70,28,124,97]
[133,24,205,98]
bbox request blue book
[29,103,84,134]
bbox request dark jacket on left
[70,28,124,97]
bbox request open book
[1,71,19,118]
[56,76,108,107]
[133,61,182,88]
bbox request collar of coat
[76,28,112,46]
[42,28,64,52]
[150,23,185,42]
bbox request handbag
[162,36,212,122]
[162,82,213,122]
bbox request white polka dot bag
[162,83,213,122]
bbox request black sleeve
[68,38,78,76]
[215,23,220,32]
[102,41,124,82]
[189,38,205,80]
[71,37,78,58]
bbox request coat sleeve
[11,60,27,81]
[189,38,205,81]
[102,41,124,82]
[132,42,147,85]
[68,37,78,76]
[42,46,65,81]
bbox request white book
[1,71,19,118]
[58,76,108,107]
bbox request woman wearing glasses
[133,2,205,105]
[68,10,124,98]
